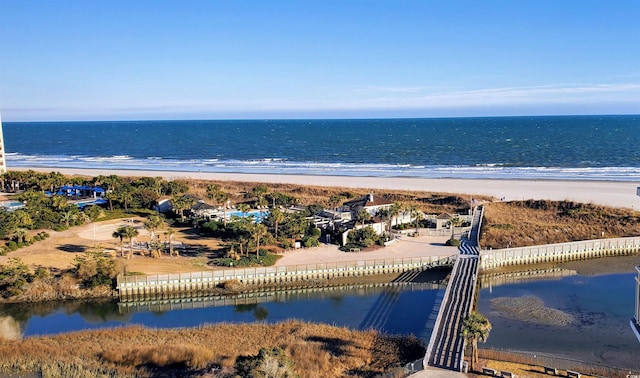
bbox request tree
[74,246,118,287]
[356,208,371,227]
[112,227,128,257]
[164,228,176,256]
[327,195,344,212]
[143,214,164,241]
[250,185,268,206]
[388,202,402,232]
[60,209,78,227]
[123,225,139,259]
[448,215,463,240]
[237,203,251,219]
[407,205,423,235]
[0,258,33,298]
[170,195,195,222]
[462,312,492,371]
[250,223,268,256]
[144,215,164,257]
[376,208,390,237]
[51,195,68,210]
[267,206,285,239]
[11,228,29,244]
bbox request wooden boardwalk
[424,206,483,371]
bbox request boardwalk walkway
[424,206,483,371]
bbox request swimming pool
[74,198,108,209]
[0,201,25,211]
[226,210,269,222]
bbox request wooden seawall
[480,237,640,270]
[116,255,456,300]
[117,281,446,314]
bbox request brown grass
[0,321,425,377]
[183,178,484,214]
[482,199,640,249]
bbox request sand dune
[17,167,640,209]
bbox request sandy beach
[17,167,640,209]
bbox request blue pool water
[226,210,269,222]
[0,201,25,211]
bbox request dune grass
[482,199,640,249]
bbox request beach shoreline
[14,166,640,209]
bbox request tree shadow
[305,336,353,357]
[57,244,88,253]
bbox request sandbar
[15,167,640,209]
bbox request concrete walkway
[410,366,468,377]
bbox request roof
[191,201,216,211]
[343,193,393,209]
[436,213,452,220]
[59,185,105,192]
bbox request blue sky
[1,1,639,121]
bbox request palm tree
[51,195,68,210]
[164,228,176,256]
[170,195,195,222]
[112,227,127,257]
[388,202,402,232]
[268,206,285,239]
[123,225,139,259]
[251,223,268,256]
[11,209,33,229]
[60,209,78,227]
[376,208,390,237]
[462,312,492,371]
[407,205,423,235]
[205,184,219,202]
[356,208,371,227]
[327,195,344,212]
[251,185,268,207]
[12,228,29,243]
[216,191,230,225]
[448,215,463,240]
[237,203,251,219]
[143,214,164,241]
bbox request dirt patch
[0,218,226,275]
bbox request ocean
[3,115,640,180]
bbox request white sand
[17,167,640,209]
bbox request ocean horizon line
[3,113,640,124]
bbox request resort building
[0,112,6,174]
[633,266,640,344]
[340,193,393,219]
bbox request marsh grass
[0,321,425,377]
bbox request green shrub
[6,241,18,251]
[445,238,460,247]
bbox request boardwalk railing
[117,255,457,300]
[480,236,640,269]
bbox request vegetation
[462,312,492,372]
[0,321,425,377]
[482,200,640,249]
[73,247,119,288]
[342,226,385,251]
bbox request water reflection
[0,279,446,340]
[477,256,640,370]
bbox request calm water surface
[2,260,639,370]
